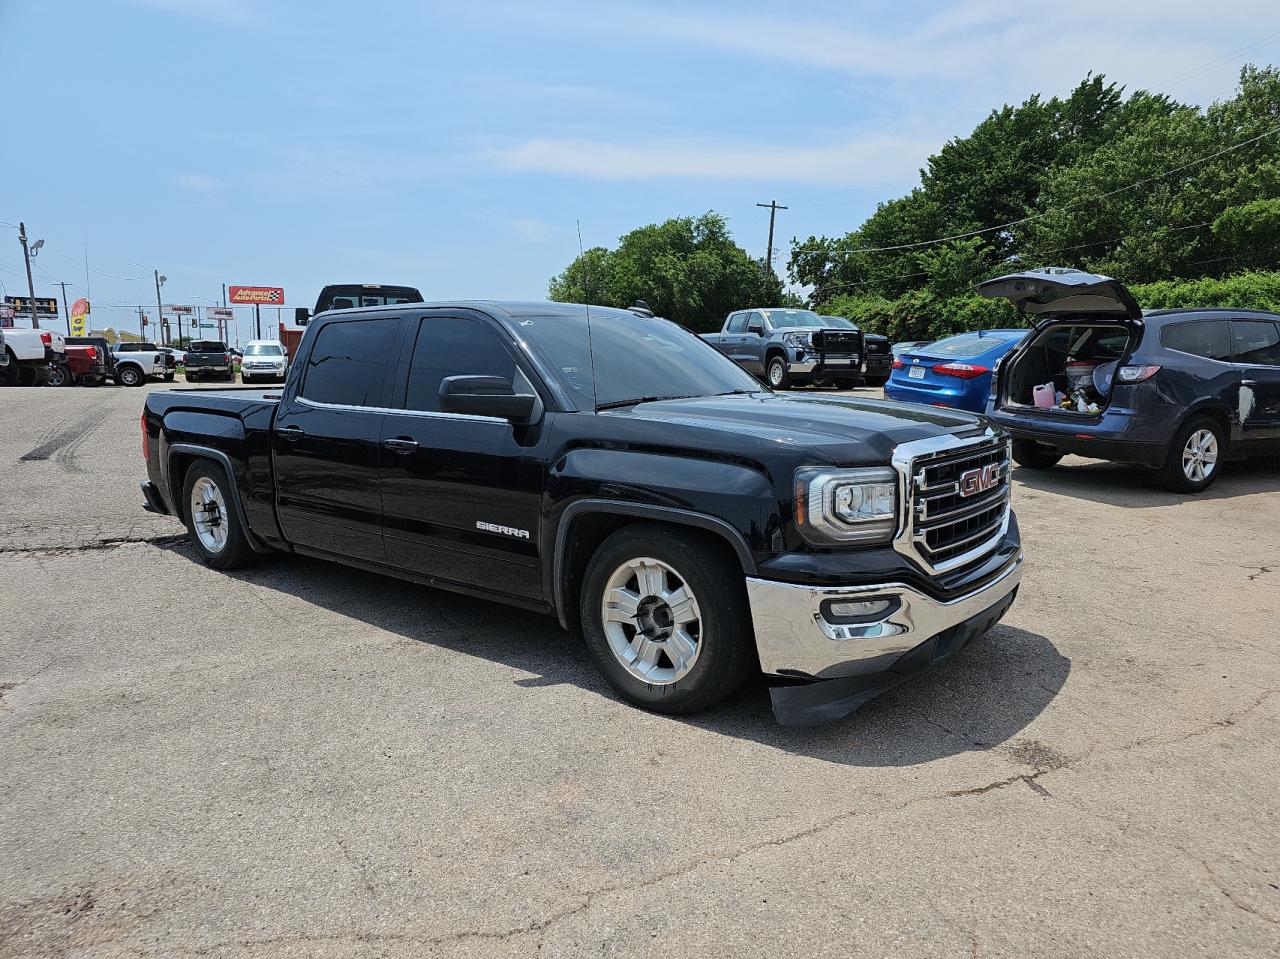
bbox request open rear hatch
[977,268,1142,416]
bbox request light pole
[154,270,166,345]
[18,223,44,329]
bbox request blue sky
[2,0,1273,341]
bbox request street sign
[208,308,233,321]
[228,286,284,305]
[4,295,59,317]
[167,304,194,314]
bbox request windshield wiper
[595,394,693,411]
[711,389,758,396]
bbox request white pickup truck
[0,326,66,386]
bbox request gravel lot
[2,383,1278,958]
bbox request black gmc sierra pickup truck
[139,301,1023,725]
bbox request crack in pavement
[0,533,188,556]
[1198,858,1279,926]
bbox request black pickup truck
[184,340,234,382]
[139,301,1023,725]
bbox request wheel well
[1180,405,1231,441]
[765,347,786,363]
[557,514,745,633]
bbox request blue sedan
[883,329,1028,413]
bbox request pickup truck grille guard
[890,430,1012,574]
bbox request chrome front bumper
[746,553,1023,680]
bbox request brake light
[40,332,52,346]
[224,354,231,363]
[1117,364,1161,383]
[140,413,150,461]
[891,358,904,370]
[932,362,990,380]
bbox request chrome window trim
[296,395,502,424]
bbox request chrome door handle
[277,425,305,441]
[382,437,419,454]
[1241,379,1258,386]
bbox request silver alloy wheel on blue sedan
[600,556,702,684]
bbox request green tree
[548,213,783,332]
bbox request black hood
[602,392,989,466]
[976,267,1141,321]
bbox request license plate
[908,366,925,379]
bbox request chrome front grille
[892,433,1011,573]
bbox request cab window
[726,313,747,333]
[1231,320,1280,366]
[1161,320,1232,361]
[404,317,518,413]
[300,317,400,407]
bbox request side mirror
[438,375,541,425]
[747,323,764,336]
[294,307,311,327]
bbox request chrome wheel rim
[48,366,66,386]
[601,557,702,684]
[768,361,784,386]
[1182,429,1218,483]
[121,368,139,385]
[190,476,229,552]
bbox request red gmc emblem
[958,463,1000,498]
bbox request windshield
[921,332,1024,358]
[819,316,856,329]
[762,309,824,329]
[513,310,762,409]
[245,343,284,356]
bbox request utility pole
[756,200,788,276]
[18,222,41,329]
[153,270,166,346]
[57,281,71,335]
[254,304,261,340]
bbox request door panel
[271,313,405,564]
[378,313,546,599]
[1232,320,1280,440]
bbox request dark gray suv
[981,268,1280,492]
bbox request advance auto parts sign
[228,286,284,305]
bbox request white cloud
[507,218,557,243]
[174,173,221,192]
[483,132,939,186]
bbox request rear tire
[117,365,144,387]
[1012,439,1063,470]
[766,355,791,390]
[164,372,175,382]
[17,365,38,387]
[47,363,71,387]
[0,351,18,386]
[182,460,257,570]
[580,523,755,715]
[1159,415,1224,494]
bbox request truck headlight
[795,467,898,544]
[782,331,812,349]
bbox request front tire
[766,355,791,390]
[182,460,256,569]
[1012,439,1063,470]
[0,351,18,386]
[1159,416,1224,493]
[581,524,755,715]
[164,372,175,382]
[834,377,860,390]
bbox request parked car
[50,341,110,387]
[113,342,170,386]
[0,326,66,386]
[885,330,1028,413]
[979,267,1280,492]
[701,308,862,389]
[160,347,186,365]
[184,340,234,383]
[892,340,932,359]
[863,334,893,386]
[239,340,289,383]
[66,336,118,387]
[139,301,1023,726]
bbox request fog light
[821,597,899,625]
[828,599,891,618]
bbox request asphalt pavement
[2,382,1278,958]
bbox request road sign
[167,304,194,314]
[5,295,59,317]
[208,308,233,321]
[228,286,284,305]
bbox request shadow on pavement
[157,541,1069,768]
[1013,453,1280,508]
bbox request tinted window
[405,318,517,413]
[1161,320,1232,361]
[189,341,226,352]
[514,309,762,409]
[726,313,747,333]
[1232,320,1280,366]
[300,317,400,407]
[924,332,1023,358]
[245,343,284,356]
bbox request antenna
[577,219,600,408]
